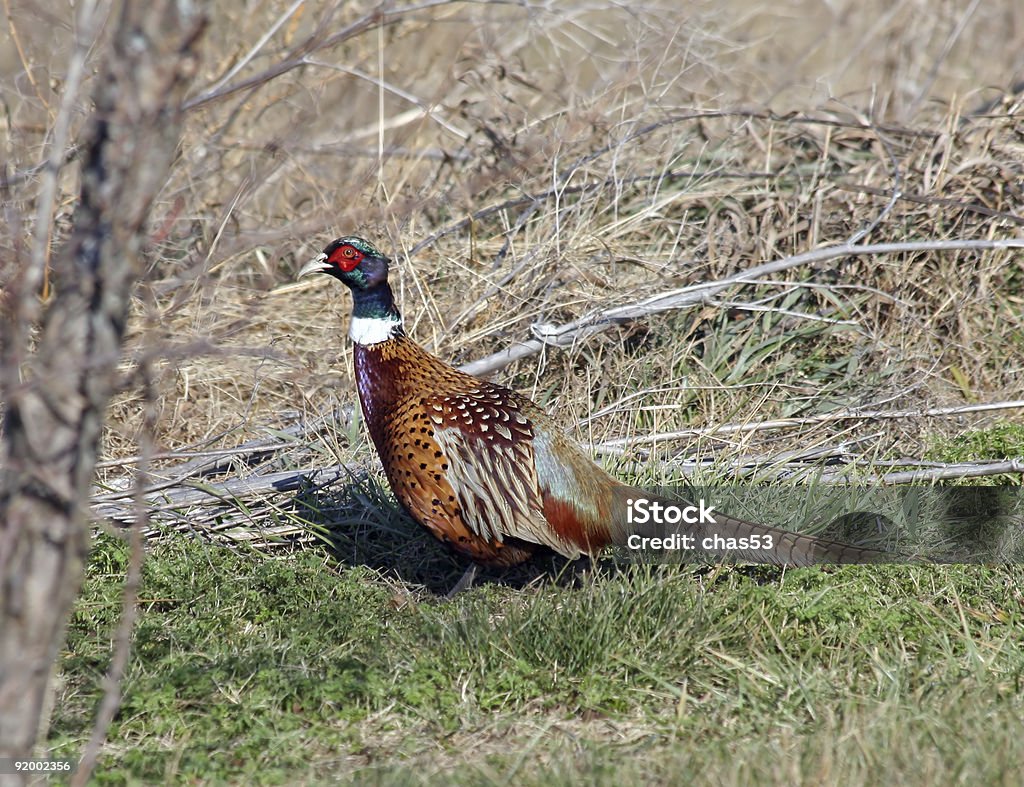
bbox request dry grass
[4,0,1024,529]
[6,4,1023,443]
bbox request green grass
[928,423,1024,464]
[50,531,1024,785]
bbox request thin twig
[182,0,466,111]
[839,106,902,245]
[304,59,470,141]
[200,0,307,99]
[23,0,106,331]
[72,363,156,786]
[405,165,776,259]
[833,182,1024,226]
[1,0,51,114]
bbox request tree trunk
[0,0,206,777]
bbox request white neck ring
[349,315,401,345]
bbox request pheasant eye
[333,245,362,272]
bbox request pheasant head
[298,236,403,345]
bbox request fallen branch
[591,399,1024,450]
[93,463,362,549]
[93,463,357,520]
[602,447,1023,486]
[93,405,354,499]
[461,238,1024,377]
[824,458,1024,485]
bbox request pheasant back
[354,334,620,566]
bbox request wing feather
[429,388,583,558]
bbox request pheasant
[298,236,888,587]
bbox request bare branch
[460,237,1024,377]
[829,459,1024,485]
[591,399,1024,450]
[71,364,157,786]
[182,0,465,112]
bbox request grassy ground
[51,531,1024,785]
[51,427,1024,784]
[4,0,1024,783]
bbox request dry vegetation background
[4,0,1024,516]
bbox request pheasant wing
[427,386,585,558]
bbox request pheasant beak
[297,252,331,279]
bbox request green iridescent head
[297,236,391,290]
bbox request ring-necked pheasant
[298,236,887,586]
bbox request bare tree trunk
[0,0,206,775]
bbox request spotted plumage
[345,330,615,566]
[298,237,890,574]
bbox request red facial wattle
[331,245,363,272]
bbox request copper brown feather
[298,236,890,573]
